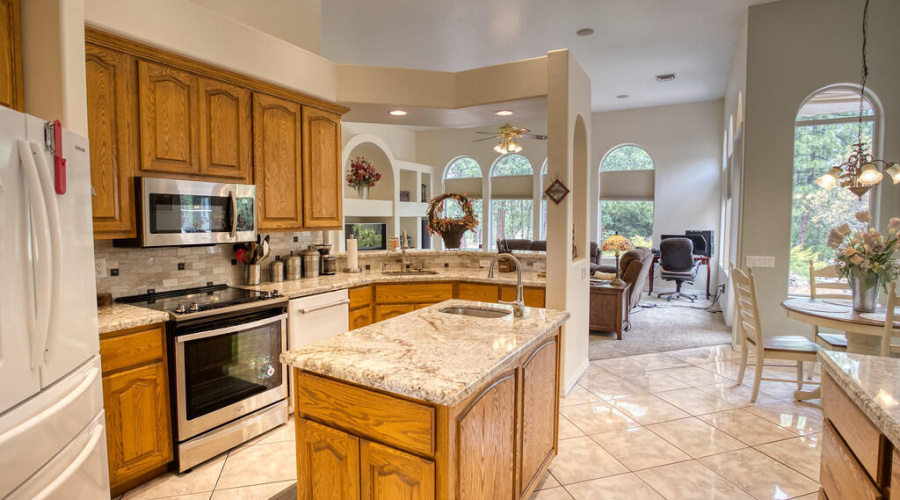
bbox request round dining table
[781,297,896,400]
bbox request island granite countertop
[280,299,569,407]
[819,350,900,449]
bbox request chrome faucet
[488,253,527,318]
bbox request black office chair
[657,237,700,302]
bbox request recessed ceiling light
[616,94,629,99]
[576,28,594,36]
[389,109,407,116]
[656,73,676,83]
[494,110,514,116]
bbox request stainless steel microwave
[138,177,257,247]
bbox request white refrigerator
[0,106,110,499]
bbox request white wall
[590,100,724,293]
[187,0,321,55]
[740,0,900,335]
[84,0,337,102]
[343,122,419,163]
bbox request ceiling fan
[474,123,547,154]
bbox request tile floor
[119,344,823,500]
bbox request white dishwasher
[287,289,350,411]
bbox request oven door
[174,312,287,441]
[140,177,256,247]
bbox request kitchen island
[281,299,569,500]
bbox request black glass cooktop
[117,284,281,314]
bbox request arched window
[789,86,877,294]
[442,156,483,249]
[598,145,655,252]
[490,154,534,246]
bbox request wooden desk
[648,255,711,299]
[589,282,631,339]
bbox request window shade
[490,175,534,200]
[599,170,655,201]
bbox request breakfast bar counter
[280,300,569,500]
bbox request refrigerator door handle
[17,140,52,370]
[30,141,64,361]
[29,422,105,500]
[0,365,100,446]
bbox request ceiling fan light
[507,138,521,153]
[816,168,840,189]
[494,141,507,154]
[886,163,900,184]
[859,163,883,185]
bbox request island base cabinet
[293,329,560,500]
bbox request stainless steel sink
[382,270,440,276]
[439,306,511,319]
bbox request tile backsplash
[94,232,322,298]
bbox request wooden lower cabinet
[375,303,416,322]
[361,440,434,500]
[892,449,900,500]
[458,282,500,302]
[500,286,546,308]
[0,0,23,111]
[350,306,374,329]
[293,330,560,500]
[100,324,173,496]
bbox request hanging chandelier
[815,0,899,200]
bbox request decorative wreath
[426,193,479,235]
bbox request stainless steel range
[118,284,288,471]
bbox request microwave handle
[229,190,237,237]
[176,313,288,343]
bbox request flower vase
[850,270,881,313]
[440,223,468,249]
[356,186,368,200]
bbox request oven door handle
[176,313,288,343]
[297,299,350,314]
[229,190,237,238]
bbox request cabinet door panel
[500,286,545,308]
[520,338,559,493]
[253,93,303,230]
[349,307,373,330]
[198,77,251,181]
[458,283,499,303]
[297,418,360,500]
[361,440,434,500]
[85,43,137,238]
[375,283,454,304]
[375,304,416,322]
[302,107,342,228]
[138,61,199,174]
[0,0,23,111]
[456,373,517,500]
[103,361,173,488]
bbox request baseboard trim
[562,358,590,397]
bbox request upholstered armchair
[594,246,653,309]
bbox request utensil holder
[246,264,261,285]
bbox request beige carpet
[589,295,732,360]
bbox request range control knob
[188,302,200,313]
[174,304,187,314]
[259,291,271,299]
[271,290,281,297]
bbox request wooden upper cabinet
[302,107,343,228]
[198,77,252,182]
[253,93,304,230]
[85,43,138,239]
[0,0,23,111]
[138,61,199,175]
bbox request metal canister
[285,251,302,280]
[321,256,337,275]
[270,256,284,282]
[301,246,319,278]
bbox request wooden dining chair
[732,264,822,402]
[809,261,850,351]
[881,281,900,357]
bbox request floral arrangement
[828,211,900,291]
[346,157,381,189]
[426,193,479,235]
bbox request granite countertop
[96,268,546,335]
[97,303,170,335]
[280,299,569,407]
[241,267,546,299]
[819,351,900,449]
